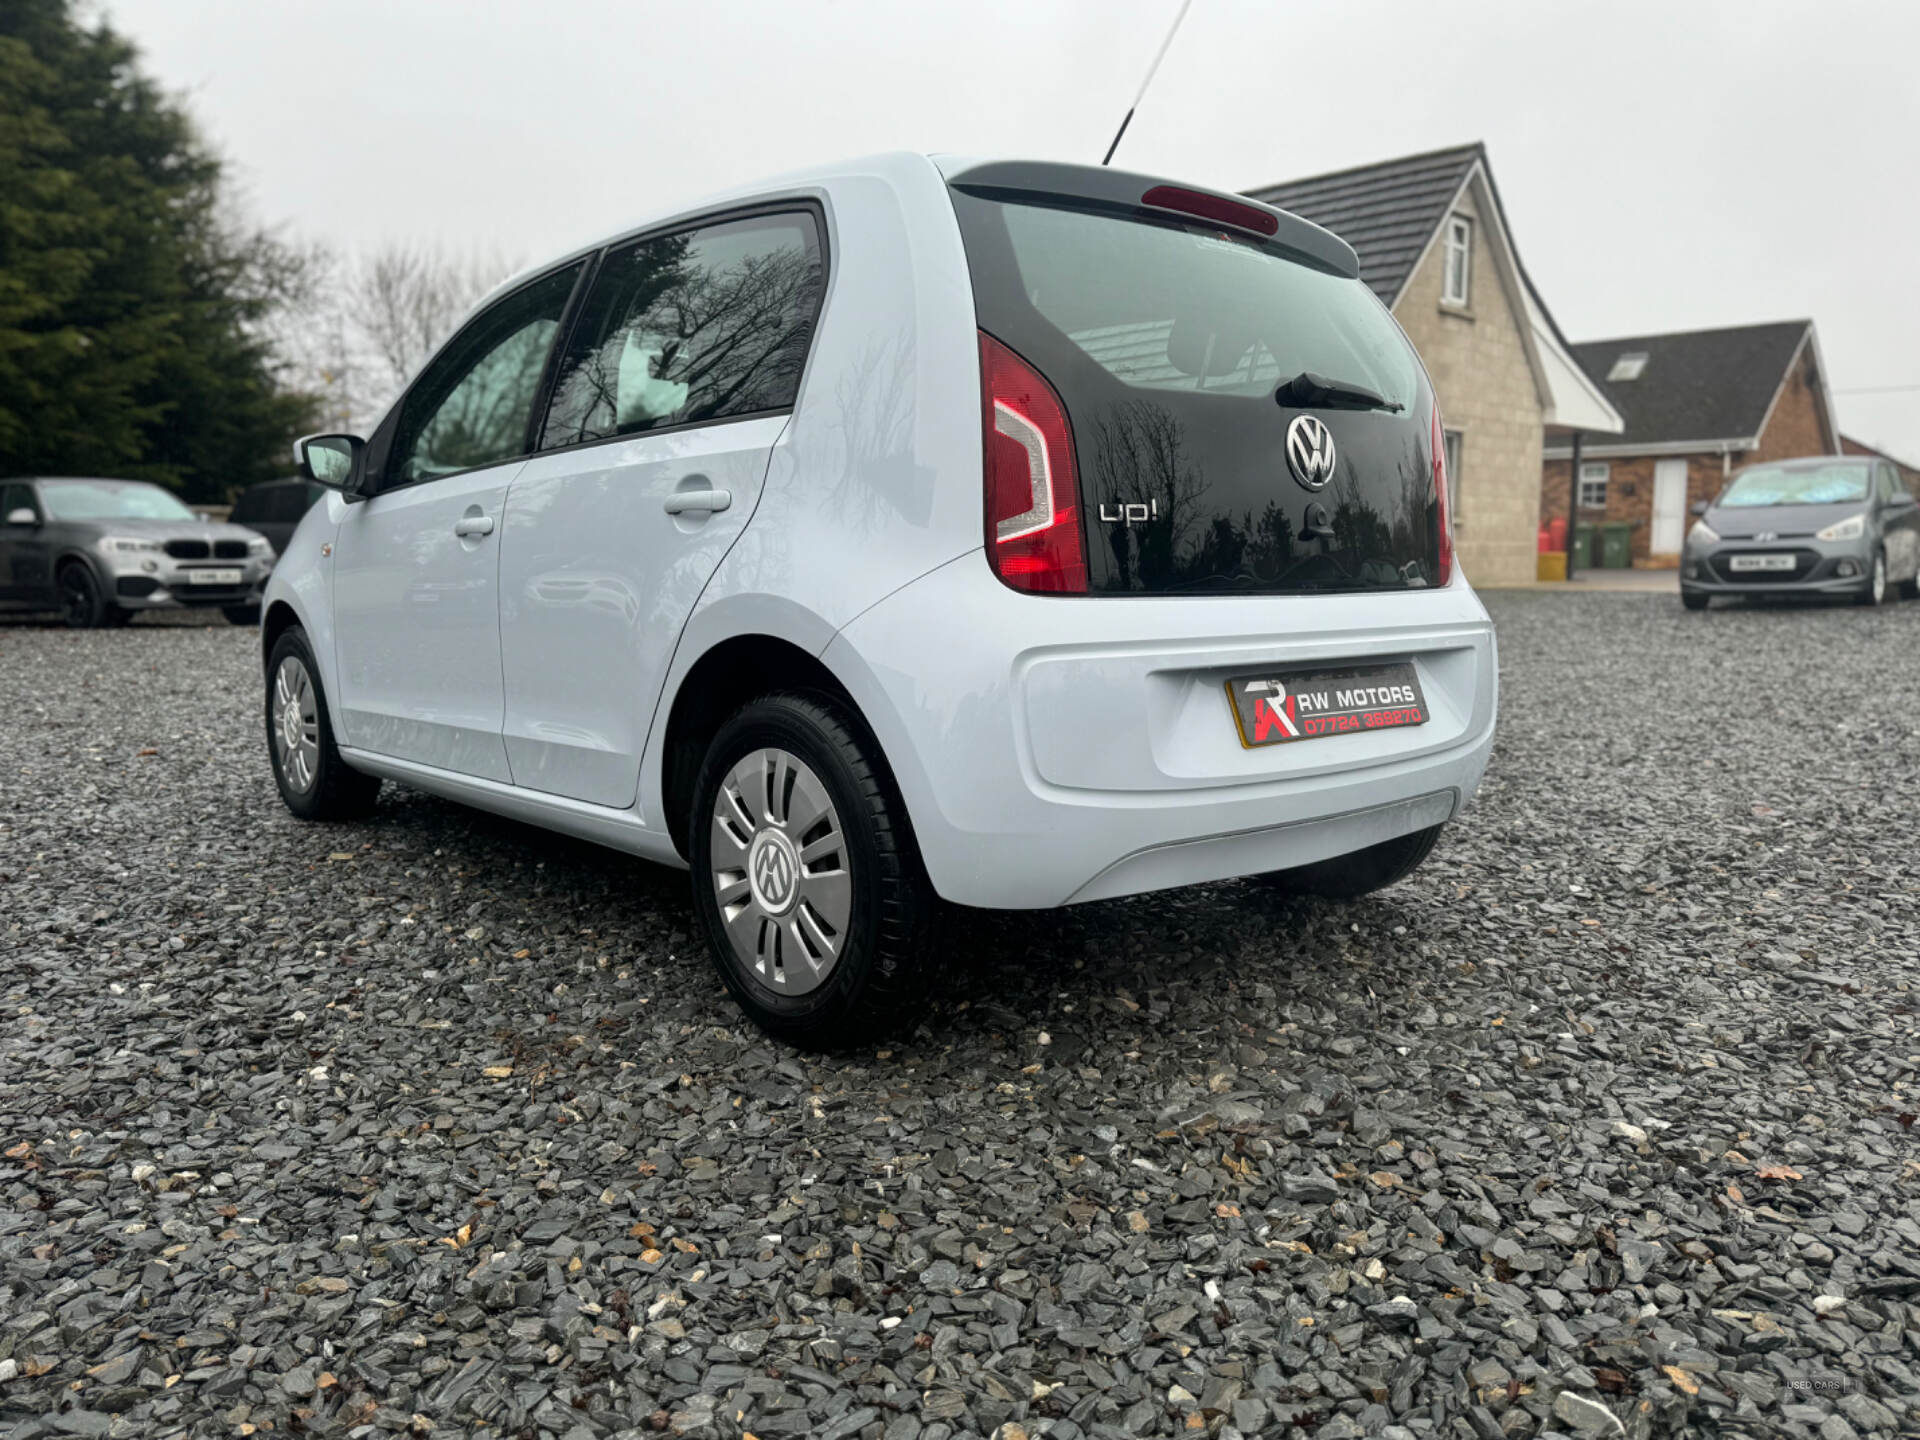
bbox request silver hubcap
[1873,557,1885,603]
[272,657,321,794]
[710,747,851,995]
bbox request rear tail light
[1431,404,1454,587]
[980,331,1087,594]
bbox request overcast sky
[107,0,1920,460]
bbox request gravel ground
[3,592,1919,1440]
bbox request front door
[0,483,51,603]
[497,210,826,809]
[1651,458,1688,555]
[330,261,585,782]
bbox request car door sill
[337,745,685,869]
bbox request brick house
[1248,144,1621,587]
[1841,435,1920,499]
[1541,320,1841,565]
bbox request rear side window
[540,211,825,450]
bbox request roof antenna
[1102,0,1196,166]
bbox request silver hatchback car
[1681,457,1920,609]
[262,154,1496,1046]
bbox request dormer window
[1607,352,1649,382]
[1442,216,1471,307]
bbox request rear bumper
[827,553,1497,908]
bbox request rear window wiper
[1275,371,1404,414]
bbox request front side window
[1442,216,1472,306]
[388,262,585,486]
[541,211,825,450]
[1578,461,1609,510]
[38,480,196,521]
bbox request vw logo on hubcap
[1286,414,1337,490]
[747,829,800,914]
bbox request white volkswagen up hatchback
[264,154,1496,1046]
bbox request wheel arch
[657,632,873,862]
[262,598,303,674]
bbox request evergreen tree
[0,0,318,501]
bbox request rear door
[330,261,585,781]
[497,209,826,807]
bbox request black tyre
[1854,551,1887,606]
[265,625,381,821]
[1257,823,1445,901]
[102,606,134,627]
[223,604,262,627]
[688,691,935,1049]
[1897,573,1919,602]
[1681,590,1709,611]
[58,561,109,629]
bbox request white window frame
[1443,429,1465,524]
[1578,461,1610,511]
[1442,216,1472,307]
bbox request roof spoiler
[938,157,1359,280]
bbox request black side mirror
[294,433,368,496]
[1689,499,1709,517]
[5,507,38,526]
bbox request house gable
[1546,321,1838,459]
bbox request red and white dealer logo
[1244,679,1300,742]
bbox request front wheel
[1681,590,1709,611]
[223,604,262,627]
[58,562,109,628]
[1255,823,1445,900]
[688,692,935,1049]
[1855,551,1887,607]
[265,626,381,820]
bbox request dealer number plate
[187,568,244,585]
[1226,662,1428,748]
[1728,554,1795,572]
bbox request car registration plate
[1727,553,1795,572]
[186,568,244,585]
[1226,662,1428,748]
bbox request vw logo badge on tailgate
[1286,415,1337,489]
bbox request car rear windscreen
[950,188,1442,595]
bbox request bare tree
[268,241,519,437]
[344,242,518,407]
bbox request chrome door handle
[453,514,495,537]
[663,488,731,516]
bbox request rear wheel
[58,562,109,629]
[1256,823,1445,900]
[1681,590,1709,611]
[1855,551,1887,606]
[688,692,934,1049]
[266,626,381,820]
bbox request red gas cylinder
[1546,516,1568,552]
[1538,525,1551,554]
